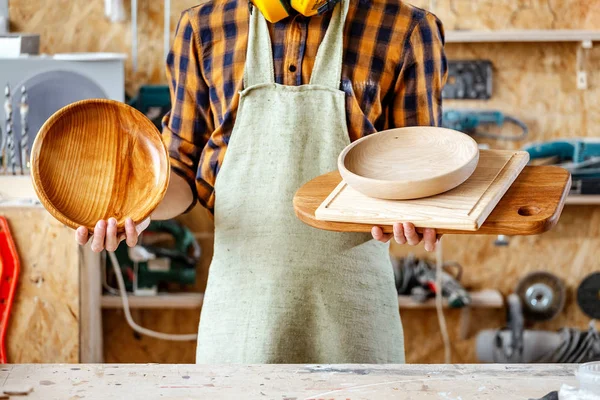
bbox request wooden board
[294,164,571,235]
[0,363,577,399]
[0,207,79,363]
[318,150,528,231]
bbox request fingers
[105,218,119,252]
[371,226,392,243]
[403,222,421,246]
[393,222,406,244]
[423,228,437,252]
[75,226,90,246]
[125,218,139,247]
[90,220,107,252]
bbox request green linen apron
[195,0,404,364]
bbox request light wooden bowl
[338,127,479,200]
[30,99,170,233]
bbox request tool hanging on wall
[577,272,600,320]
[0,217,21,363]
[3,83,16,175]
[523,139,600,195]
[515,271,566,322]
[442,109,529,141]
[19,85,28,173]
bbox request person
[76,0,447,363]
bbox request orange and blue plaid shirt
[162,0,448,213]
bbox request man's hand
[76,217,151,253]
[371,222,439,252]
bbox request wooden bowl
[338,126,479,200]
[30,99,170,233]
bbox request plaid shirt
[162,0,448,213]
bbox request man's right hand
[76,217,151,253]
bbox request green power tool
[109,220,201,295]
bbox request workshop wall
[2,208,79,363]
[8,0,600,363]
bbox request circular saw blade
[577,272,600,319]
[515,271,566,322]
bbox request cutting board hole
[518,206,541,216]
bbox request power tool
[106,220,200,296]
[522,138,600,195]
[392,254,471,308]
[442,109,529,141]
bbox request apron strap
[309,0,350,89]
[244,5,276,88]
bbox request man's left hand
[371,222,439,252]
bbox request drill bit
[19,86,29,173]
[4,83,15,175]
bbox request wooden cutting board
[314,149,529,231]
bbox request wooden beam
[79,244,103,363]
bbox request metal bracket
[577,40,593,90]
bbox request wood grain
[295,162,571,235]
[0,207,79,363]
[339,127,479,199]
[0,364,577,399]
[30,99,170,233]
[315,150,530,231]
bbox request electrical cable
[107,250,198,341]
[435,238,451,364]
[474,115,529,142]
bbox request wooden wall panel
[7,0,600,364]
[0,207,79,363]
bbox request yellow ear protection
[250,0,341,23]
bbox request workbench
[1,363,577,399]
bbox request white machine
[0,53,125,166]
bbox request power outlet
[442,60,493,100]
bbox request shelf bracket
[576,40,593,90]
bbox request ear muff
[251,0,295,23]
[251,0,340,23]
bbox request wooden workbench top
[1,363,576,399]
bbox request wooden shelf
[445,29,600,43]
[101,290,503,310]
[565,195,600,205]
[398,289,504,309]
[101,293,204,309]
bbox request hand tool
[19,85,28,173]
[442,109,529,141]
[0,217,20,363]
[3,83,15,175]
